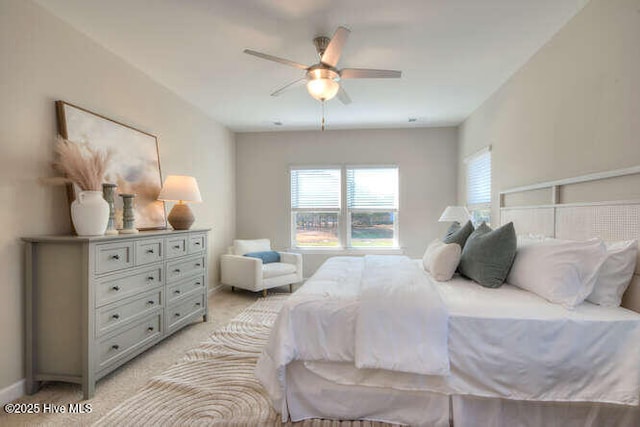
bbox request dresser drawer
[166,236,187,258]
[188,233,206,254]
[166,255,205,283]
[96,313,162,371]
[135,238,163,265]
[95,290,163,337]
[96,242,134,274]
[167,275,204,304]
[167,293,205,332]
[96,266,163,307]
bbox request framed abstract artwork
[56,101,167,230]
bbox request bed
[256,166,640,426]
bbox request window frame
[465,146,492,226]
[290,166,343,249]
[290,165,400,250]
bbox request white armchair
[221,239,303,296]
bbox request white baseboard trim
[208,283,224,295]
[0,379,25,405]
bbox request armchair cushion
[244,250,280,264]
[233,239,271,255]
[263,262,297,279]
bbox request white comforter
[356,256,449,375]
[257,256,640,420]
[255,256,449,417]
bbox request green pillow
[459,222,517,288]
[443,220,474,249]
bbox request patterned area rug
[95,295,394,426]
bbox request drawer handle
[195,242,201,246]
[173,245,181,249]
[147,276,155,281]
[146,249,155,254]
[195,263,201,267]
[174,313,181,317]
[112,286,120,291]
[195,302,201,307]
[195,282,201,286]
[147,326,155,332]
[173,269,181,273]
[110,254,120,260]
[174,290,181,295]
[112,344,120,350]
[112,313,120,319]
[147,300,155,305]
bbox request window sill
[287,247,405,255]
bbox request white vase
[71,190,110,236]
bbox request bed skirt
[285,361,640,427]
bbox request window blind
[466,150,491,205]
[290,168,341,209]
[347,167,399,209]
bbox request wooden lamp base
[167,202,195,230]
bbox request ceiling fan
[244,26,402,104]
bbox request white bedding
[256,256,640,421]
[256,256,449,418]
[356,255,449,375]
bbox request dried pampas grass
[53,137,112,191]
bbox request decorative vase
[71,190,109,236]
[119,194,139,234]
[102,183,118,235]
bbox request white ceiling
[35,0,589,132]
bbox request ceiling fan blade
[340,68,402,79]
[243,49,309,70]
[270,77,306,97]
[337,86,352,105]
[321,26,350,67]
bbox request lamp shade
[158,175,202,203]
[438,206,470,223]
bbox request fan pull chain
[321,100,326,131]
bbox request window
[290,168,341,247]
[290,166,399,249]
[465,147,491,225]
[347,168,398,247]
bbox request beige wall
[458,0,640,221]
[0,0,235,392]
[235,128,458,277]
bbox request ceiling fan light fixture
[306,78,339,101]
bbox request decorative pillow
[244,250,281,264]
[422,239,462,281]
[234,239,271,255]
[587,240,638,307]
[516,234,547,248]
[507,238,607,309]
[443,220,474,249]
[459,222,517,288]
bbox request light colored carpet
[95,295,394,426]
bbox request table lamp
[438,206,471,224]
[158,175,202,230]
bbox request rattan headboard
[500,166,640,313]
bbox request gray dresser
[23,228,210,399]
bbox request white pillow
[587,240,638,307]
[507,238,607,309]
[423,239,462,282]
[233,238,271,255]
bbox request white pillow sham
[423,239,461,282]
[587,240,638,307]
[507,238,607,309]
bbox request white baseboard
[0,379,25,405]
[208,283,224,295]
